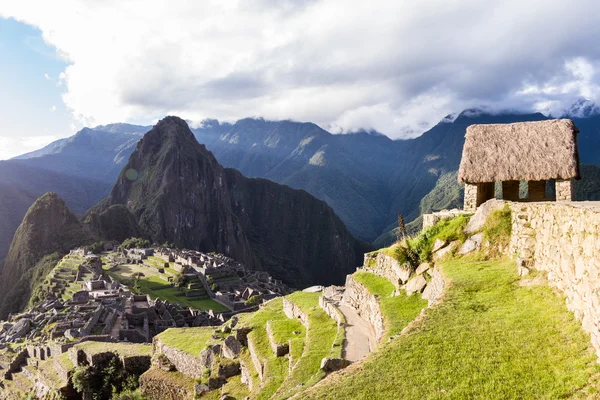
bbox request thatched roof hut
[458,119,580,184]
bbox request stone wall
[342,275,385,343]
[153,337,205,379]
[509,201,600,357]
[362,252,412,289]
[556,179,575,201]
[318,296,345,326]
[282,298,309,327]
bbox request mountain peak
[562,99,600,118]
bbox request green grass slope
[300,257,600,399]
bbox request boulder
[465,199,506,234]
[415,263,431,275]
[405,275,427,296]
[320,357,351,372]
[199,348,215,368]
[222,336,242,359]
[432,239,447,253]
[433,241,459,261]
[194,384,210,397]
[7,318,31,340]
[459,233,483,255]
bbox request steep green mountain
[94,116,365,287]
[0,192,97,319]
[83,204,144,242]
[0,161,110,265]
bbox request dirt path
[337,303,377,362]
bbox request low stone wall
[247,335,264,381]
[266,321,289,357]
[153,337,205,379]
[362,252,412,288]
[318,296,345,326]
[342,275,385,343]
[509,201,600,357]
[282,298,309,327]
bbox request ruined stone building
[458,119,581,212]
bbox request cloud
[50,105,56,112]
[0,135,61,160]
[3,0,600,138]
[44,73,50,80]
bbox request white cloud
[50,105,56,112]
[44,73,50,80]
[3,0,600,138]
[0,135,60,160]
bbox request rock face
[405,275,427,296]
[84,204,143,242]
[0,193,97,319]
[222,336,242,359]
[94,116,365,287]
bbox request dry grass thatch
[458,119,580,184]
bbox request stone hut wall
[509,202,600,357]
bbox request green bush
[245,295,261,306]
[171,272,185,288]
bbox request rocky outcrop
[509,202,600,358]
[342,275,385,342]
[222,336,242,359]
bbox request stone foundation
[556,179,575,201]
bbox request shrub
[171,272,185,288]
[245,295,261,306]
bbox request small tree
[171,272,185,288]
[245,295,261,306]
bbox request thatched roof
[458,119,580,184]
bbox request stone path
[337,303,376,362]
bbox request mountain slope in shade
[0,161,110,265]
[95,116,365,287]
[0,193,97,319]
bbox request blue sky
[0,18,73,159]
[2,1,600,160]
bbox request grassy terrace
[353,271,427,339]
[274,292,343,399]
[237,298,296,400]
[104,262,228,312]
[156,327,214,355]
[301,257,600,400]
[75,341,152,357]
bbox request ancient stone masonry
[342,275,386,342]
[508,201,600,358]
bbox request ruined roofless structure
[458,119,581,212]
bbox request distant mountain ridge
[9,101,600,244]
